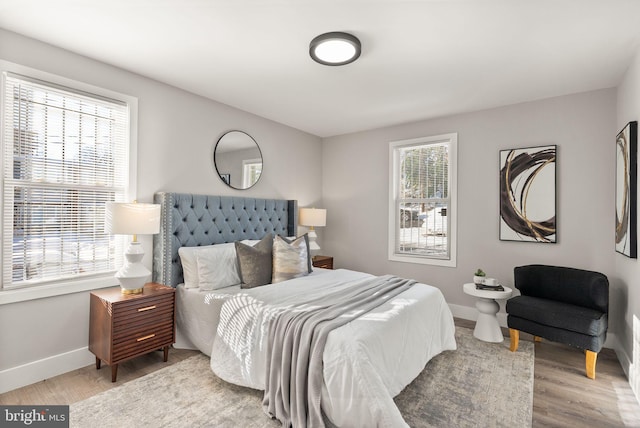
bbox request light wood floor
[455,319,640,427]
[2,319,639,427]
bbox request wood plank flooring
[1,318,639,427]
[455,318,640,427]
[0,348,199,406]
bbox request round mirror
[213,130,263,190]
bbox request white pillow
[178,246,203,289]
[240,239,261,246]
[196,243,241,290]
[178,243,241,290]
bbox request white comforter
[209,269,456,428]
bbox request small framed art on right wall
[616,121,637,258]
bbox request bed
[152,192,456,428]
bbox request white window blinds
[389,133,457,267]
[396,142,450,259]
[2,73,129,289]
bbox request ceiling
[1,1,640,138]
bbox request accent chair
[506,264,609,379]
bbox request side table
[463,282,513,343]
[312,255,334,269]
[89,283,175,382]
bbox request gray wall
[615,46,640,385]
[322,89,616,328]
[0,29,322,387]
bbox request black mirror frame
[213,130,263,190]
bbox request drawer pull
[137,305,156,312]
[136,334,156,342]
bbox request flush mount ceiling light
[309,32,361,66]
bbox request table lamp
[299,207,327,253]
[105,202,161,294]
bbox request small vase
[474,275,486,285]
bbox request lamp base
[307,229,321,256]
[121,287,144,295]
[115,241,151,295]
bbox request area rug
[70,327,533,427]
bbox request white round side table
[463,283,513,343]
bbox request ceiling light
[309,32,361,66]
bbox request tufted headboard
[152,192,298,287]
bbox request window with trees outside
[1,69,135,300]
[388,133,457,267]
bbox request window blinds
[395,142,451,259]
[2,73,129,289]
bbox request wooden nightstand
[89,283,175,382]
[312,255,334,270]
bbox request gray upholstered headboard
[152,192,298,287]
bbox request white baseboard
[0,347,94,394]
[614,336,631,379]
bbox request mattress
[174,269,333,355]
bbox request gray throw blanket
[262,275,416,428]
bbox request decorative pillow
[195,243,241,290]
[283,235,312,273]
[272,234,310,283]
[236,233,273,289]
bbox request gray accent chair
[506,264,609,379]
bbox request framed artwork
[499,145,557,243]
[616,121,637,258]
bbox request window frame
[0,60,138,305]
[388,133,457,267]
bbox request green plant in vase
[474,268,486,284]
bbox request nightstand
[89,283,175,382]
[312,255,334,270]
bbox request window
[388,133,457,267]
[242,158,262,188]
[1,69,135,299]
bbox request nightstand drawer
[113,311,174,339]
[112,301,174,330]
[112,294,174,319]
[112,327,175,362]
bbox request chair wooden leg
[509,328,519,352]
[586,350,598,380]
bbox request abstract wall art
[615,121,637,258]
[499,145,556,243]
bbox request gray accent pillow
[272,234,311,283]
[236,233,273,289]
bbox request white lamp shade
[105,202,161,235]
[299,208,326,227]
